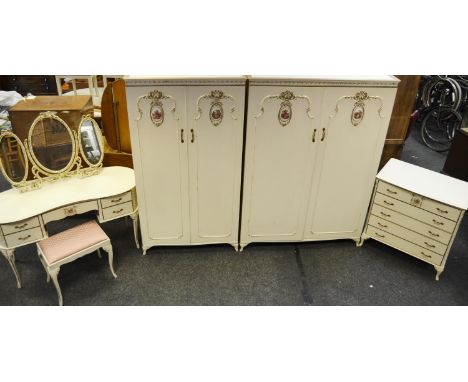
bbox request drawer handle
[375,232,385,238]
[386,188,397,195]
[14,223,28,229]
[321,128,326,142]
[377,222,388,228]
[190,129,195,143]
[380,211,391,218]
[421,251,432,259]
[18,234,31,241]
[436,207,448,214]
[428,230,440,237]
[383,200,394,206]
[180,129,184,143]
[312,128,316,143]
[424,241,436,248]
[432,219,444,226]
[113,208,124,214]
[111,197,122,203]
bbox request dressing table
[0,112,139,288]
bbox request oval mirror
[0,131,28,186]
[28,113,75,174]
[78,116,103,167]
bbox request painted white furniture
[0,166,138,288]
[240,76,399,250]
[360,158,468,280]
[125,77,246,254]
[36,220,116,306]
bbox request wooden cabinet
[126,78,246,254]
[240,76,398,250]
[361,159,468,280]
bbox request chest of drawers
[360,159,468,280]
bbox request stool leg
[102,244,117,278]
[37,250,51,283]
[1,249,22,289]
[49,267,63,306]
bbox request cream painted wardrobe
[240,76,399,250]
[125,77,246,254]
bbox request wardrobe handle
[190,129,195,143]
[312,129,316,143]
[180,129,184,143]
[321,128,326,141]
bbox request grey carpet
[1,122,467,305]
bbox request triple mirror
[0,112,104,192]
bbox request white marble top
[377,159,468,210]
[0,166,135,224]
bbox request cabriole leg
[131,212,140,249]
[49,267,63,306]
[103,244,117,278]
[434,266,444,281]
[1,249,21,289]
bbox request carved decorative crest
[255,90,314,126]
[330,91,384,126]
[136,90,177,126]
[194,89,238,127]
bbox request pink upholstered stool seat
[38,220,109,265]
[36,220,116,305]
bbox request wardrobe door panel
[305,87,397,240]
[187,86,245,245]
[126,86,190,246]
[241,86,323,245]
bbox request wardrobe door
[304,87,397,241]
[126,86,191,248]
[240,86,323,248]
[186,86,245,247]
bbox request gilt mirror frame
[77,114,104,172]
[0,130,29,188]
[25,111,79,178]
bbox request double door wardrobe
[125,76,398,254]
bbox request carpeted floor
[1,124,467,305]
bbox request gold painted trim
[136,90,177,124]
[254,90,314,124]
[0,131,29,187]
[194,89,238,126]
[77,115,104,171]
[329,91,384,125]
[26,112,78,176]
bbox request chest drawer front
[100,191,132,209]
[42,201,99,224]
[101,201,134,221]
[370,204,452,245]
[368,215,447,256]
[1,216,41,235]
[5,226,45,248]
[366,226,444,266]
[376,181,413,204]
[373,193,456,233]
[420,198,461,221]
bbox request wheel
[420,106,462,152]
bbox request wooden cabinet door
[126,86,191,247]
[304,87,397,241]
[240,86,323,247]
[186,86,245,247]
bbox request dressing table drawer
[5,226,45,248]
[42,201,99,224]
[1,216,41,235]
[101,201,134,221]
[100,191,132,209]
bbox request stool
[36,220,117,306]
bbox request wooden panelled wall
[379,75,421,169]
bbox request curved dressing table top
[0,166,135,224]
